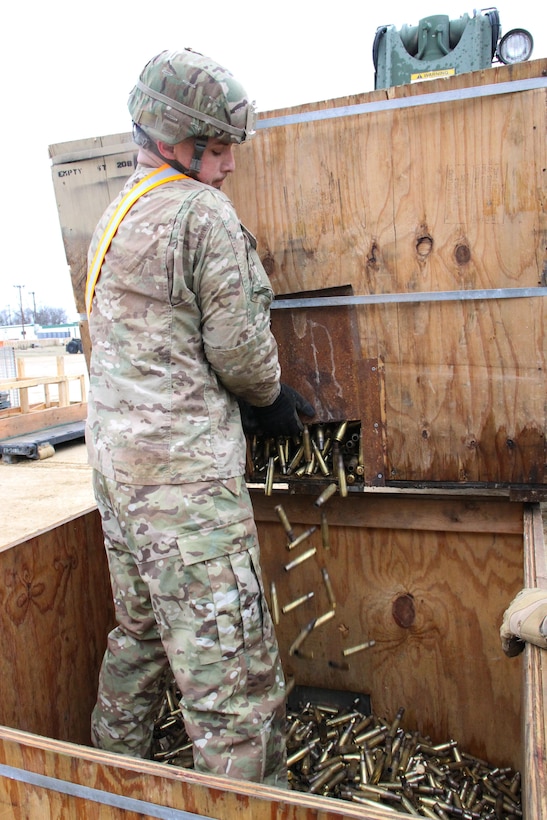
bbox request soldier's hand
[237,398,261,436]
[500,588,547,657]
[254,384,314,438]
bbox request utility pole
[29,291,37,324]
[13,284,26,338]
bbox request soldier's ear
[156,140,177,159]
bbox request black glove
[237,398,261,436]
[253,383,314,438]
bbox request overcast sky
[3,0,545,323]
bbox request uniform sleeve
[182,190,281,407]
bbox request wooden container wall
[0,500,545,817]
[224,60,547,487]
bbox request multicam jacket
[86,162,281,484]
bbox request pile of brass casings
[151,681,193,767]
[151,683,522,818]
[287,700,522,818]
[246,420,363,494]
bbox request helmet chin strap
[133,125,208,179]
[188,137,208,175]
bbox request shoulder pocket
[242,225,273,305]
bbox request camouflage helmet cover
[128,49,256,145]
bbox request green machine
[373,8,534,89]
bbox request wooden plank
[0,403,87,440]
[251,490,524,534]
[522,504,547,819]
[0,729,389,820]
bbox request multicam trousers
[91,470,287,786]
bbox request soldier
[500,588,547,656]
[85,48,313,786]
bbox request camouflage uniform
[87,163,287,785]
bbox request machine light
[497,28,534,64]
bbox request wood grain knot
[261,251,276,276]
[416,235,433,257]
[454,243,471,265]
[392,593,416,628]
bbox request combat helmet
[128,48,256,153]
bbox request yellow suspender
[85,163,188,316]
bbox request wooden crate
[34,58,547,817]
[0,497,544,817]
[49,59,547,491]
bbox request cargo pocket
[202,544,265,664]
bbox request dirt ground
[0,348,94,549]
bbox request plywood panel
[252,491,524,770]
[225,60,547,486]
[0,511,113,744]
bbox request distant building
[0,324,37,342]
[0,322,81,344]
[35,322,81,342]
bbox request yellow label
[411,68,456,82]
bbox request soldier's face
[173,138,236,189]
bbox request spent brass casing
[276,438,287,473]
[321,566,337,609]
[282,591,315,614]
[284,546,317,571]
[342,639,376,657]
[286,444,304,475]
[326,710,362,728]
[311,439,330,476]
[287,525,317,551]
[286,740,318,767]
[288,620,315,655]
[270,581,280,625]
[274,504,295,541]
[314,482,338,507]
[305,452,316,475]
[333,420,348,442]
[315,424,325,449]
[321,437,333,459]
[312,609,336,630]
[320,511,330,549]
[302,425,312,462]
[388,707,405,739]
[337,453,348,498]
[265,456,275,496]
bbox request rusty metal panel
[271,286,362,423]
[271,287,386,485]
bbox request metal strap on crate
[0,763,215,820]
[257,76,547,130]
[270,287,547,310]
[79,286,545,322]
